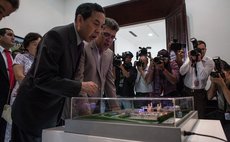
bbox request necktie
[4,49,14,89]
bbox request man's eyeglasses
[102,32,117,41]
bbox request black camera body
[113,52,134,69]
[210,72,220,78]
[113,54,123,66]
[190,38,202,57]
[190,38,202,64]
[190,48,202,57]
[153,55,168,64]
[135,60,144,67]
[210,57,225,78]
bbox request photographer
[180,40,215,118]
[168,39,185,67]
[145,49,179,97]
[114,51,137,109]
[168,39,186,95]
[134,55,153,107]
[207,59,230,141]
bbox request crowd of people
[0,1,229,142]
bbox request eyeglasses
[102,32,117,41]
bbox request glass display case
[65,97,198,142]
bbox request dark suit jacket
[0,51,11,141]
[12,23,83,136]
[0,53,10,115]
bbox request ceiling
[116,20,166,48]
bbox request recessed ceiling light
[148,33,153,36]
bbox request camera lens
[153,57,162,64]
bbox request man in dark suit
[75,17,120,115]
[11,3,105,142]
[0,27,15,142]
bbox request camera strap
[194,63,198,77]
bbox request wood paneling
[104,0,184,26]
[166,3,188,47]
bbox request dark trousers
[0,118,7,142]
[183,87,207,119]
[10,123,41,142]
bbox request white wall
[186,0,230,62]
[0,0,229,62]
[0,0,129,37]
[0,0,65,37]
[63,0,129,24]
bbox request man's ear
[75,14,84,31]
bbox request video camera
[210,57,225,79]
[170,39,186,52]
[136,47,152,60]
[135,47,151,67]
[113,51,134,69]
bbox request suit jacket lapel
[67,24,80,75]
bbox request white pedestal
[42,119,227,142]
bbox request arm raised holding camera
[208,73,230,104]
[145,59,154,84]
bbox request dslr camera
[190,38,202,57]
[135,60,144,67]
[153,55,168,64]
[113,51,134,69]
[113,54,123,66]
[210,57,225,78]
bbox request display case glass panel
[70,97,194,127]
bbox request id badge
[224,112,230,120]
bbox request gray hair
[104,17,119,32]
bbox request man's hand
[81,81,98,96]
[210,75,225,86]
[154,61,165,71]
[189,51,202,62]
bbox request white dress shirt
[180,56,214,89]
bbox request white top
[134,66,153,93]
[42,120,227,142]
[180,56,214,89]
